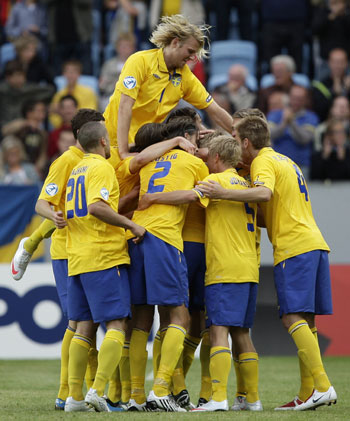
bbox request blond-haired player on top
[104,14,233,160]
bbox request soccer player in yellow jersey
[197,116,337,411]
[63,121,145,412]
[103,14,233,159]
[34,109,105,411]
[139,135,262,412]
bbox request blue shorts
[67,265,131,323]
[128,232,189,307]
[184,241,205,312]
[52,259,68,317]
[205,282,258,329]
[274,249,333,317]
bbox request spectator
[310,118,350,180]
[312,48,350,122]
[260,0,309,73]
[13,34,55,87]
[204,0,255,41]
[42,0,93,75]
[312,0,350,61]
[149,0,205,29]
[0,135,40,185]
[212,64,256,114]
[268,85,319,176]
[267,91,290,113]
[0,60,54,130]
[50,60,98,128]
[99,32,136,111]
[314,95,350,150]
[47,94,78,158]
[256,55,296,114]
[46,129,76,170]
[2,99,48,178]
[5,0,47,42]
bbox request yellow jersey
[66,153,130,276]
[115,156,140,198]
[104,48,213,146]
[251,147,329,265]
[196,169,259,286]
[130,149,209,251]
[38,146,84,260]
[182,202,205,244]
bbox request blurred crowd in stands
[1,0,350,185]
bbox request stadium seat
[260,73,311,89]
[54,75,99,94]
[0,42,16,71]
[209,40,257,77]
[208,73,258,92]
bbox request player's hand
[177,137,196,155]
[196,180,227,199]
[199,129,214,140]
[53,211,67,229]
[137,193,153,211]
[131,224,146,244]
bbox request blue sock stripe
[168,324,186,336]
[289,322,309,336]
[73,335,92,346]
[210,348,231,359]
[160,327,168,334]
[67,326,76,333]
[184,337,200,348]
[239,358,258,363]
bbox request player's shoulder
[125,49,157,66]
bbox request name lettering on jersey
[45,183,58,196]
[100,188,109,201]
[230,177,249,187]
[272,154,291,163]
[253,176,265,186]
[71,166,87,175]
[154,153,178,162]
[123,76,137,89]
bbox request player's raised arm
[138,190,198,210]
[117,93,136,159]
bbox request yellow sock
[233,356,246,397]
[120,341,131,403]
[24,219,56,254]
[68,334,91,401]
[93,329,125,396]
[183,334,201,377]
[289,320,331,392]
[239,352,259,403]
[298,326,319,401]
[199,330,212,401]
[153,330,161,379]
[108,366,121,403]
[210,346,231,402]
[85,336,98,390]
[172,353,186,395]
[153,324,186,397]
[57,326,75,401]
[130,328,149,404]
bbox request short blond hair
[233,108,266,121]
[150,14,210,60]
[235,116,271,150]
[199,130,225,148]
[208,135,241,167]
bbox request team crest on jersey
[45,183,58,196]
[123,76,137,89]
[171,74,182,87]
[100,188,109,201]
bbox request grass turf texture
[0,356,349,420]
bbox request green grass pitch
[0,356,349,420]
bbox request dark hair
[59,94,78,108]
[235,116,271,149]
[166,107,198,123]
[4,60,24,77]
[71,109,105,140]
[130,123,165,153]
[21,99,45,118]
[164,117,198,143]
[77,121,107,152]
[62,59,82,73]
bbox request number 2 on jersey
[244,203,255,232]
[147,162,171,193]
[293,164,309,201]
[66,175,88,219]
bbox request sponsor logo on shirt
[45,183,58,196]
[123,76,137,89]
[100,188,109,201]
[171,74,182,87]
[206,94,212,103]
